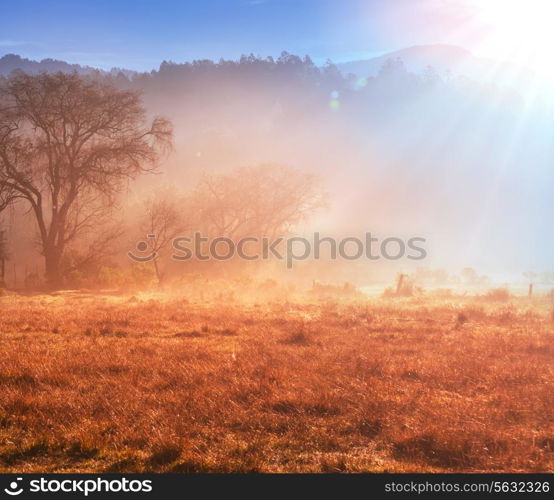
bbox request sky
[1,0,489,71]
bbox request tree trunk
[153,259,163,286]
[44,247,62,289]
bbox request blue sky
[1,0,478,70]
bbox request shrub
[98,266,126,288]
[484,287,511,302]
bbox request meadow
[0,288,552,473]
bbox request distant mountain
[336,44,534,88]
[0,54,135,78]
[337,44,471,76]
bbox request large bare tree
[0,72,172,288]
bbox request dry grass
[0,291,552,472]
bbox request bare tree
[190,164,325,240]
[137,186,186,284]
[0,72,172,288]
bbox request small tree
[136,187,186,284]
[0,72,172,288]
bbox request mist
[1,52,553,291]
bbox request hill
[336,44,534,88]
[0,53,134,78]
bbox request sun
[472,0,554,75]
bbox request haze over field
[0,0,553,476]
[1,47,553,288]
[1,1,553,290]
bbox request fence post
[396,274,405,295]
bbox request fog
[1,52,553,291]
[132,55,553,273]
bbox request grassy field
[0,290,552,472]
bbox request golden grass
[0,291,552,472]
